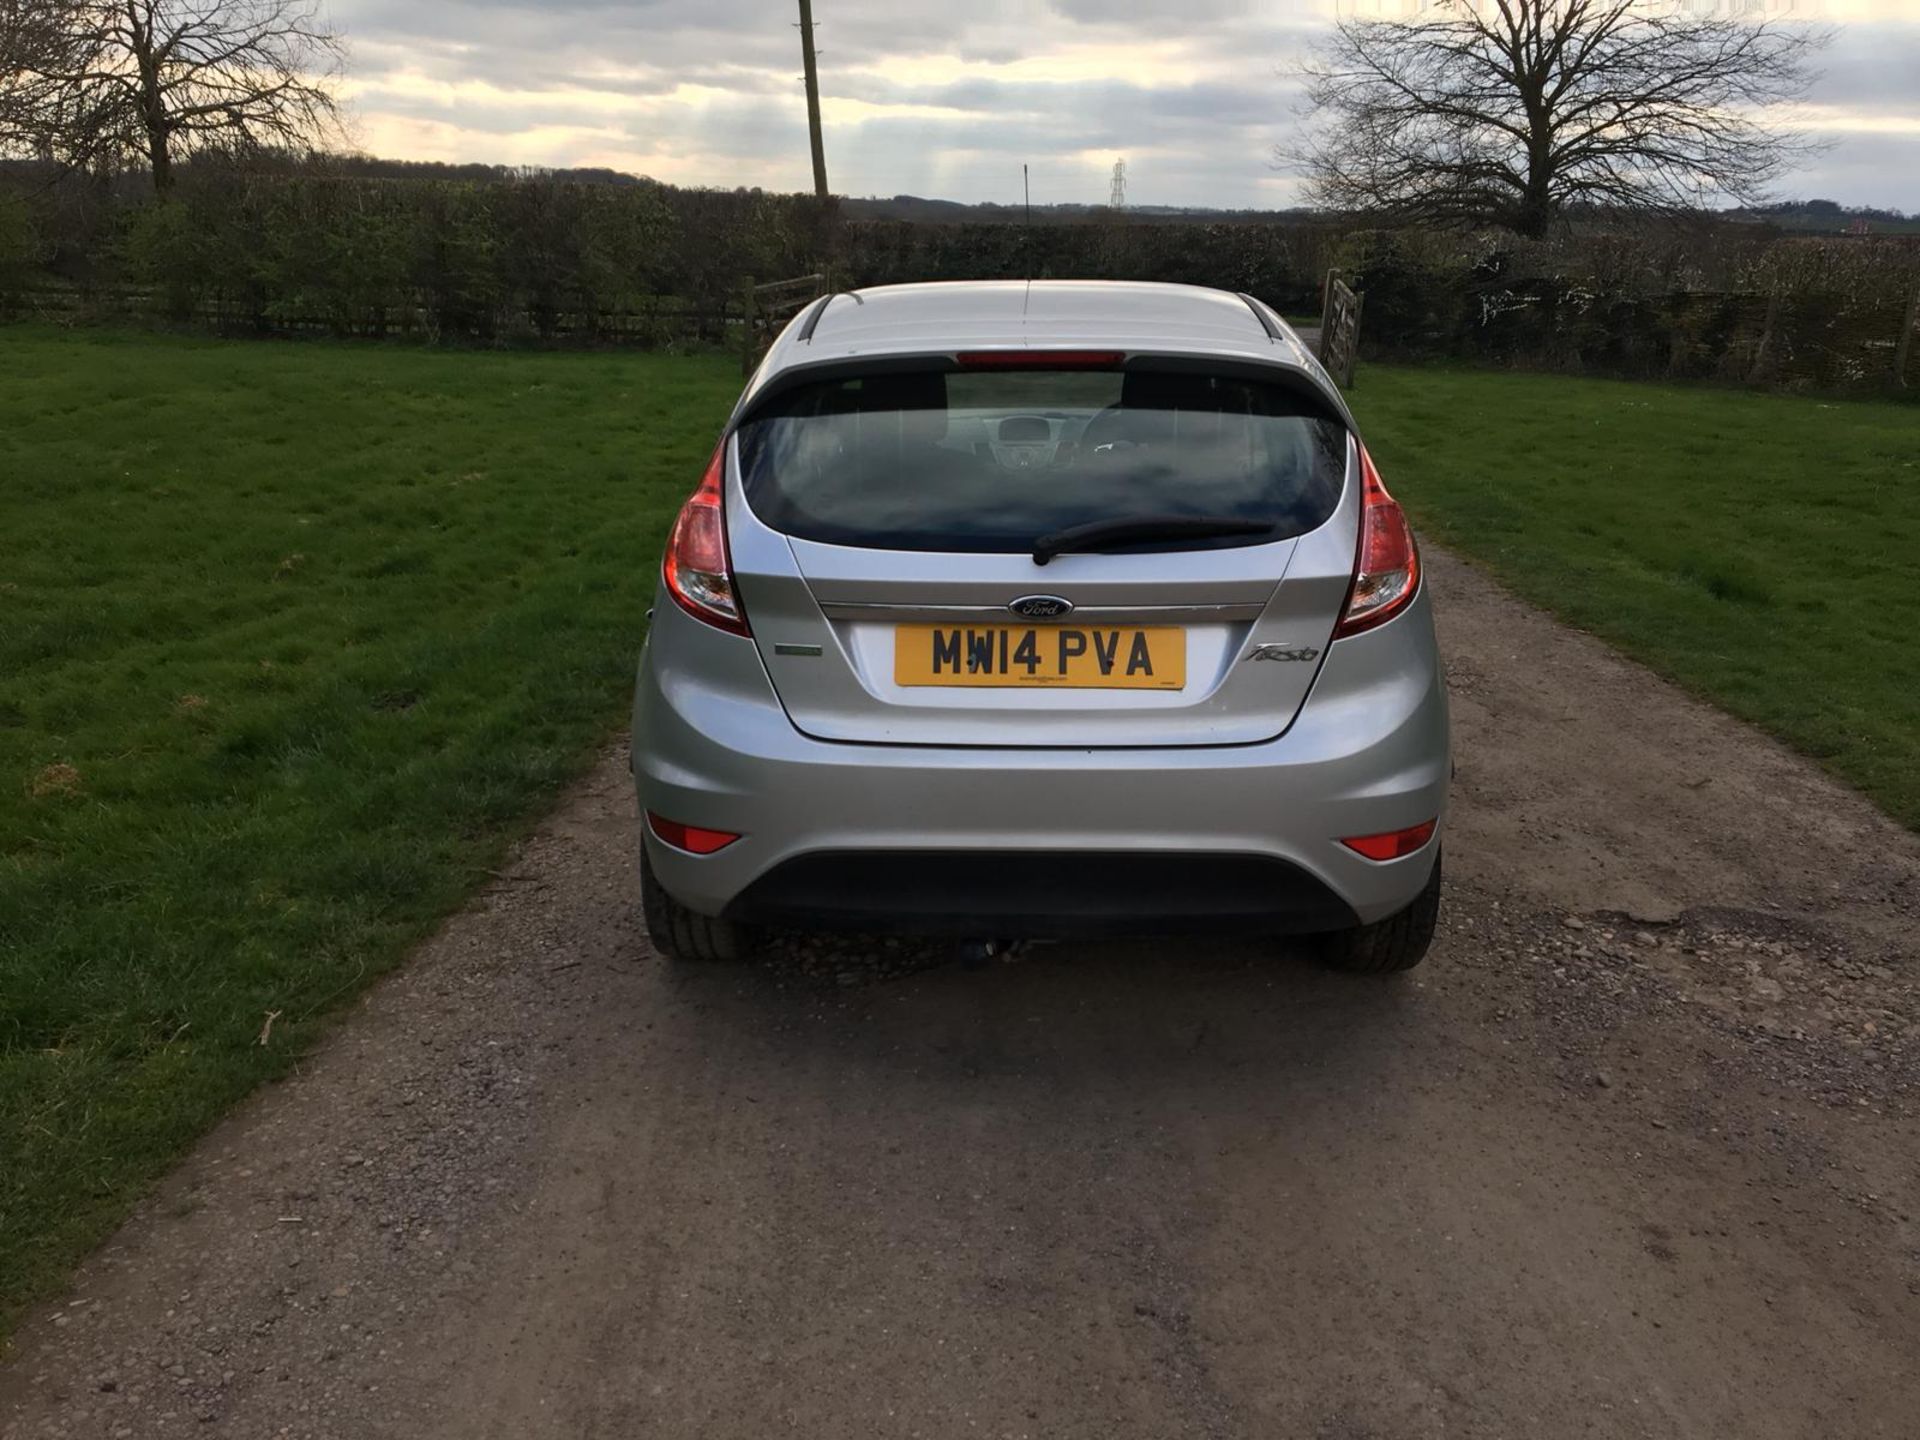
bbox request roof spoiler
[729,351,1351,433]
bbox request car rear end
[633,283,1448,961]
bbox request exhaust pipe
[955,938,1005,970]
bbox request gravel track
[4,546,1918,1438]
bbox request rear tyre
[640,843,756,963]
[1320,849,1442,975]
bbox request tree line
[7,0,1838,238]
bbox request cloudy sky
[329,0,1920,212]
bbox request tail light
[663,443,749,636]
[1332,443,1420,639]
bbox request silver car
[633,281,1449,972]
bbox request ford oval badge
[1008,594,1074,620]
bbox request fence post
[740,275,757,377]
[1749,292,1781,386]
[1345,289,1365,389]
[1895,277,1920,389]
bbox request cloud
[327,0,1920,210]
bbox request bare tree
[1285,0,1828,237]
[2,2,74,157]
[4,0,344,191]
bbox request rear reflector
[956,350,1124,370]
[647,812,741,855]
[1341,820,1437,861]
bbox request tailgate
[722,359,1361,748]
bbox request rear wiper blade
[1032,514,1274,566]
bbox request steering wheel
[1078,404,1141,456]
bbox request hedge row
[0,169,831,341]
[2,167,1915,390]
[832,220,1920,390]
[1316,228,1920,389]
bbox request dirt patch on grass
[25,763,83,800]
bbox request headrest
[860,370,948,415]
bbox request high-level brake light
[955,350,1125,370]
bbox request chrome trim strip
[818,601,1267,623]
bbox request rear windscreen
[736,367,1348,553]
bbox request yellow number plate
[893,625,1186,690]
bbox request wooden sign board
[1318,272,1364,390]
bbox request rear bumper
[632,586,1449,931]
[726,849,1358,937]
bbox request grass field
[0,330,742,1334]
[1351,368,1920,832]
[2,329,1917,1341]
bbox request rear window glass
[736,367,1348,554]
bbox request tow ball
[955,938,1010,971]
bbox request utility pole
[796,0,829,200]
[1024,164,1031,225]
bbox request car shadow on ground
[637,925,1443,1109]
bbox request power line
[1108,157,1127,211]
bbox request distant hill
[15,150,1910,236]
[1728,199,1920,236]
[838,195,1322,226]
[325,156,662,188]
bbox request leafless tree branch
[1279,0,1830,236]
[1,0,344,191]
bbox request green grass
[4,331,1918,1346]
[0,329,740,1337]
[1351,367,1920,830]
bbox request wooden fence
[1317,271,1364,389]
[740,273,828,374]
[11,282,745,346]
